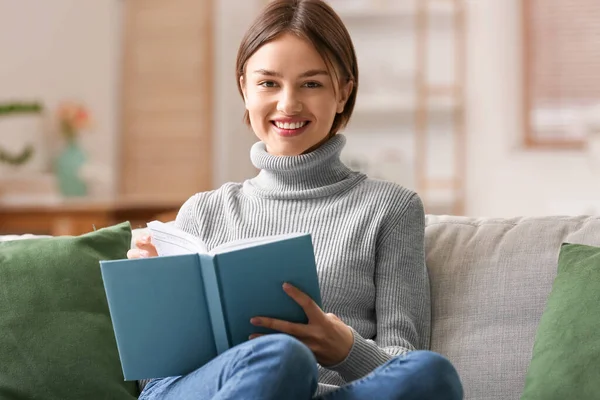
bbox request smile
[273,121,308,130]
[271,120,311,137]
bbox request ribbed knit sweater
[166,134,430,396]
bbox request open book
[100,221,322,381]
[146,220,309,257]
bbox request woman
[129,0,463,399]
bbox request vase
[55,140,87,197]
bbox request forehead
[246,33,328,73]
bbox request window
[523,0,600,148]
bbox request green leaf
[0,144,35,165]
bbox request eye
[259,81,277,88]
[303,81,322,88]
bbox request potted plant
[54,101,92,197]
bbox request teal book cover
[100,222,322,381]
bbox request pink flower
[56,101,92,140]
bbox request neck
[243,134,365,199]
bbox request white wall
[0,0,260,197]
[0,0,122,196]
[213,0,600,217]
[465,0,600,218]
[3,0,598,216]
[212,0,261,186]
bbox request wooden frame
[521,0,587,150]
[415,0,466,215]
[117,0,215,203]
[265,0,468,215]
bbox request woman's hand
[127,235,158,259]
[249,283,354,367]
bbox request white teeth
[275,121,307,130]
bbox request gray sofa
[425,214,600,399]
[5,214,598,399]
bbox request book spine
[198,254,230,354]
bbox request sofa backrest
[425,215,600,400]
[8,215,599,399]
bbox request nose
[276,88,302,115]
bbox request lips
[271,120,311,137]
[272,120,309,130]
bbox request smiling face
[240,33,353,156]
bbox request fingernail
[139,250,149,258]
[283,282,291,289]
[142,235,150,243]
[250,318,261,325]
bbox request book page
[146,220,207,256]
[210,232,307,255]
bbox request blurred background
[1,0,600,236]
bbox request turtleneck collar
[242,134,366,200]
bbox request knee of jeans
[406,351,463,399]
[263,334,316,367]
[269,334,314,359]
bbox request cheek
[311,97,338,123]
[246,93,270,118]
[245,95,272,131]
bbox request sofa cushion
[0,234,50,241]
[521,243,600,400]
[0,221,138,400]
[1,229,145,249]
[424,215,600,400]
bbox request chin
[262,129,328,156]
[266,141,310,156]
[275,146,306,157]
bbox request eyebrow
[252,69,329,78]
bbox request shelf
[354,93,461,114]
[422,191,460,215]
[0,172,57,199]
[334,2,456,20]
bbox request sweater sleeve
[325,193,431,382]
[173,194,202,235]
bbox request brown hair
[236,0,358,135]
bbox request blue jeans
[139,334,463,400]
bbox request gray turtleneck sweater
[163,134,430,395]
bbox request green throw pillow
[0,222,138,400]
[521,243,600,400]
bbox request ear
[336,80,353,114]
[240,75,249,108]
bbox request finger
[127,249,150,259]
[135,235,152,247]
[137,242,158,254]
[127,249,142,259]
[135,235,158,252]
[250,317,309,337]
[248,333,265,340]
[282,283,325,322]
[326,313,341,321]
[127,249,158,258]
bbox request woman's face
[241,33,352,156]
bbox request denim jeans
[139,334,463,400]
